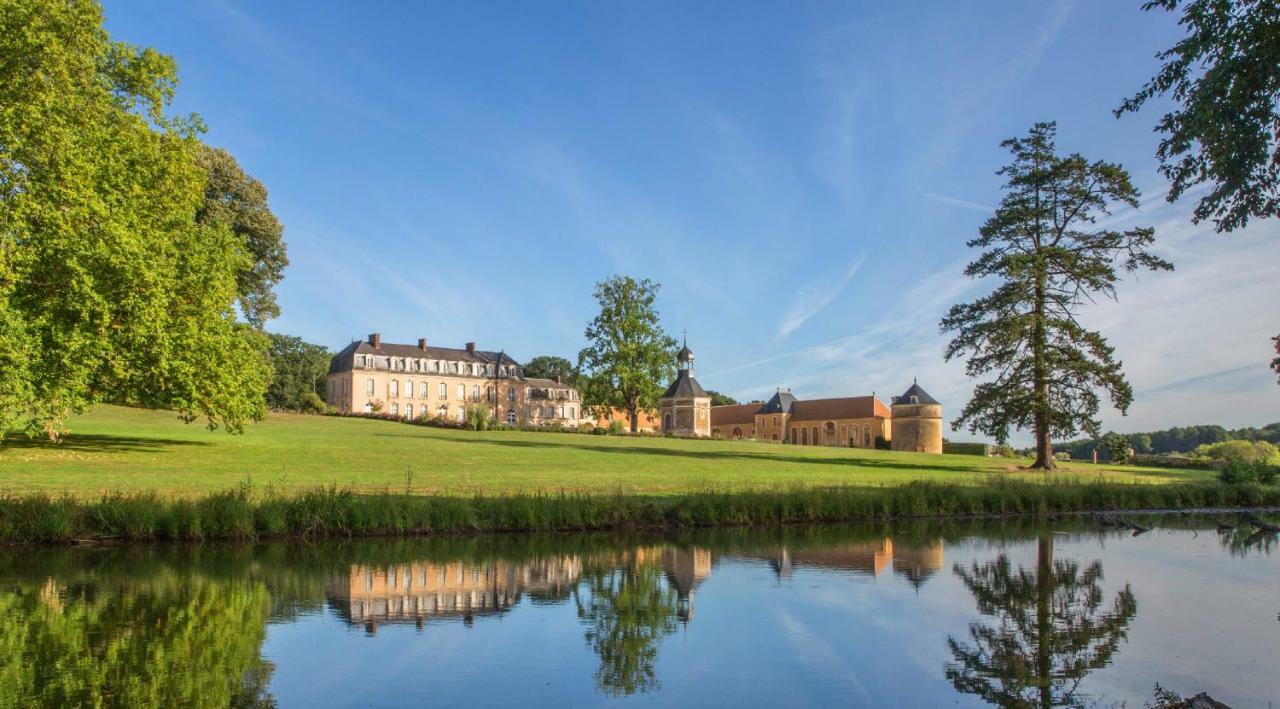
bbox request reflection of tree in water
[0,575,276,708]
[947,536,1137,709]
[574,563,679,697]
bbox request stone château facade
[326,333,582,428]
[658,342,944,453]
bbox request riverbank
[2,479,1277,544]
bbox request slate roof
[709,404,761,426]
[328,340,520,375]
[760,390,798,414]
[662,369,708,399]
[892,382,940,406]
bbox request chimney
[418,338,428,350]
[465,342,476,354]
[368,333,381,349]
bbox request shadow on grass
[0,433,212,454]
[371,431,990,475]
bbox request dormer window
[910,396,919,404]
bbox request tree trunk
[1031,259,1056,470]
[628,407,638,434]
[1036,534,1054,709]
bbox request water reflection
[0,516,1272,706]
[946,536,1138,708]
[0,568,275,707]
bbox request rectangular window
[390,403,398,415]
[390,380,399,397]
[405,381,413,398]
[422,381,429,398]
[439,383,448,399]
[366,379,375,395]
[457,384,465,401]
[456,408,465,422]
[507,386,515,402]
[471,385,480,401]
[406,404,413,419]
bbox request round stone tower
[890,380,943,454]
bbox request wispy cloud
[776,255,868,338]
[923,192,994,213]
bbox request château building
[660,339,944,452]
[326,333,582,428]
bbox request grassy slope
[0,406,1212,499]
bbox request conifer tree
[941,123,1173,470]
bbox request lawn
[0,406,1214,500]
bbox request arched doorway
[801,428,809,445]
[732,427,743,440]
[712,428,723,439]
[823,422,836,446]
[663,414,672,432]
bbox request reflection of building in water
[327,556,582,634]
[661,547,712,622]
[892,540,944,590]
[744,538,944,587]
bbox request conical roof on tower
[893,380,939,405]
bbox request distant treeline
[1055,423,1280,460]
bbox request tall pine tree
[941,123,1173,470]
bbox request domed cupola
[677,339,694,370]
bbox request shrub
[464,404,493,431]
[1220,459,1280,485]
[943,442,990,456]
[607,419,625,435]
[1054,451,1071,461]
[1196,439,1278,464]
[874,436,891,450]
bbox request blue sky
[104,1,1280,443]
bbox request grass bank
[1,406,1214,498]
[3,479,1277,544]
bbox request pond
[0,516,1275,707]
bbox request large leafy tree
[521,355,578,384]
[577,276,677,433]
[1119,0,1280,383]
[941,123,1173,470]
[947,536,1138,708]
[0,0,270,440]
[705,390,739,406]
[1117,0,1280,233]
[265,333,330,412]
[196,145,288,329]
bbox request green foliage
[195,145,287,328]
[1107,434,1132,464]
[1057,422,1280,460]
[265,333,330,412]
[464,404,494,431]
[943,442,991,457]
[705,390,739,406]
[522,355,578,384]
[607,419,626,436]
[0,0,270,441]
[0,479,1274,544]
[1195,439,1278,464]
[941,123,1173,469]
[577,276,678,433]
[1218,459,1280,485]
[1118,0,1280,233]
